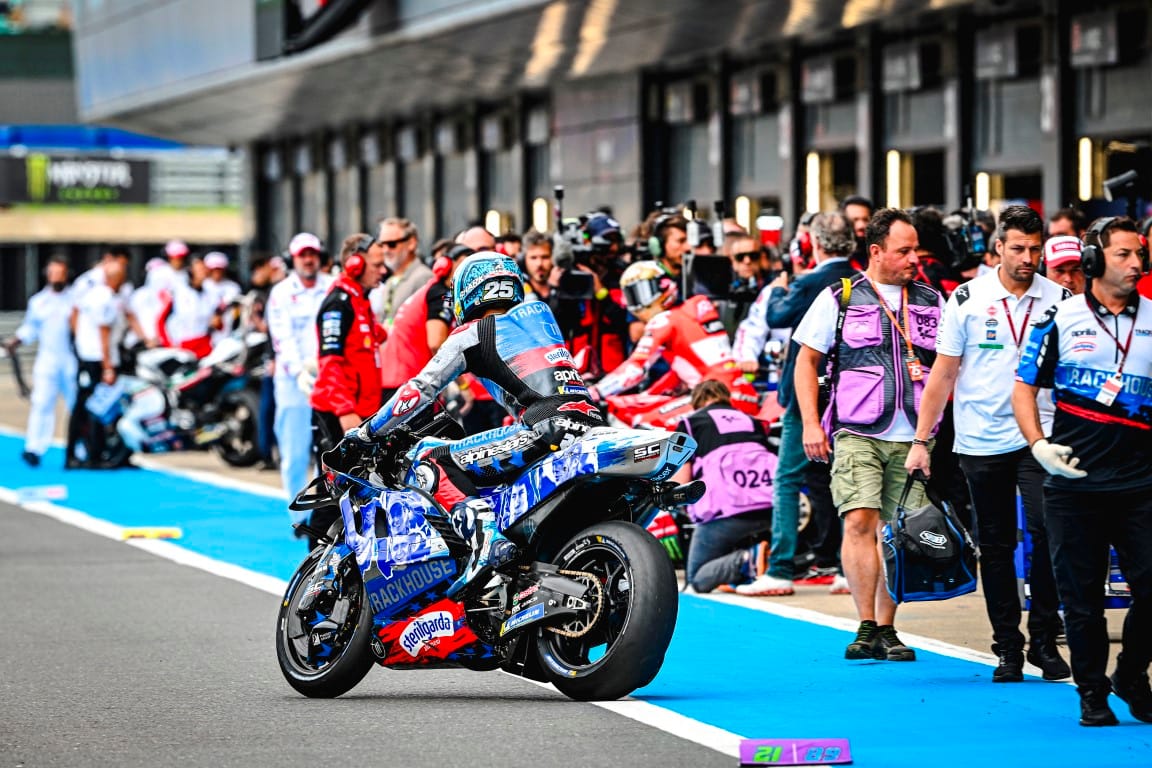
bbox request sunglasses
[732,251,760,262]
[377,235,411,249]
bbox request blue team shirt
[1016,290,1152,491]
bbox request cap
[1044,236,1082,269]
[204,251,229,270]
[144,257,167,272]
[585,213,622,246]
[268,256,287,272]
[289,232,323,257]
[165,239,189,259]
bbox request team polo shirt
[1016,290,1152,492]
[938,268,1069,455]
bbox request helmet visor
[622,277,664,312]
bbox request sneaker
[797,566,839,585]
[21,450,40,467]
[735,574,794,596]
[845,620,878,660]
[1026,642,1071,681]
[1078,687,1119,727]
[829,574,851,594]
[1110,667,1152,724]
[741,541,770,581]
[993,650,1025,682]
[872,625,916,661]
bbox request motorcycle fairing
[372,597,496,668]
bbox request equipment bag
[882,474,978,603]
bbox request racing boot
[447,498,519,598]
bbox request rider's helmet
[620,260,674,313]
[452,251,525,324]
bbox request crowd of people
[6,194,1152,726]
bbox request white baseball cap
[1044,235,1082,269]
[289,232,323,257]
[204,251,229,270]
[165,239,189,258]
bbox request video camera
[551,186,621,300]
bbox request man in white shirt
[267,232,335,510]
[67,257,131,468]
[4,259,77,467]
[907,205,1071,683]
[792,208,944,662]
[202,251,242,342]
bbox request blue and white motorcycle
[276,409,702,701]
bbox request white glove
[1031,439,1087,479]
[296,361,317,396]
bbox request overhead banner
[0,154,151,204]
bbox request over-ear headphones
[1080,217,1113,278]
[1081,216,1151,278]
[343,252,366,279]
[647,214,671,259]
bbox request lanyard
[1000,296,1035,356]
[1087,295,1137,375]
[869,279,914,359]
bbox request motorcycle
[276,408,703,701]
[602,368,783,431]
[133,331,268,466]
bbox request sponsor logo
[1071,329,1097,338]
[514,584,540,602]
[517,301,548,315]
[398,610,456,656]
[554,368,582,383]
[1136,329,1152,337]
[366,559,455,615]
[633,444,661,462]
[651,465,675,482]
[985,329,997,341]
[919,530,947,549]
[413,463,437,491]
[545,348,573,364]
[392,384,421,416]
[557,401,600,417]
[557,384,589,396]
[500,603,545,636]
[985,318,998,328]
[1071,341,1096,354]
[455,432,537,465]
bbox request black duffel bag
[882,473,978,603]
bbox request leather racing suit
[592,294,758,413]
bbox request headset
[647,214,673,259]
[1081,217,1151,278]
[343,234,375,280]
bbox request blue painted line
[4,433,1151,766]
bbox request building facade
[71,0,1152,254]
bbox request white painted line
[0,486,289,598]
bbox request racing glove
[1031,439,1087,479]
[296,360,318,396]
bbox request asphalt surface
[0,502,730,768]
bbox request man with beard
[4,258,77,467]
[907,205,1071,684]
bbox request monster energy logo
[25,154,49,202]
[23,154,138,203]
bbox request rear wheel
[535,521,678,701]
[276,545,375,698]
[213,388,261,467]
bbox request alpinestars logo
[557,401,601,418]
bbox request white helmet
[620,260,673,312]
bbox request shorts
[830,433,930,522]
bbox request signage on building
[1070,12,1118,68]
[801,57,836,104]
[0,154,151,204]
[882,43,922,93]
[975,28,1017,80]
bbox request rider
[341,252,604,596]
[589,261,757,412]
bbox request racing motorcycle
[276,408,703,702]
[603,368,784,431]
[132,331,268,466]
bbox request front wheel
[213,388,261,467]
[535,521,678,701]
[276,545,375,698]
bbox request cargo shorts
[830,433,931,522]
